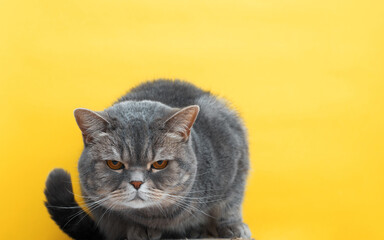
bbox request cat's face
[75,101,200,210]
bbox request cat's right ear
[74,108,110,144]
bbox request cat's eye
[106,160,124,170]
[151,160,168,169]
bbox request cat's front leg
[147,228,162,240]
[215,202,251,239]
[217,221,251,239]
[126,224,146,240]
[126,225,161,240]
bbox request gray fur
[76,80,251,240]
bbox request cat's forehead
[99,101,175,164]
[105,100,173,122]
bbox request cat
[45,79,251,240]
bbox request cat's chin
[116,198,153,209]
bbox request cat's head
[74,101,199,210]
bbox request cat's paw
[147,228,161,240]
[217,222,251,239]
[126,226,148,240]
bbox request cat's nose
[130,181,143,190]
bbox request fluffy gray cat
[45,80,251,240]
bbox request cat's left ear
[74,108,110,144]
[164,105,200,142]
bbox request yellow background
[1,0,383,239]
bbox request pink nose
[130,181,143,190]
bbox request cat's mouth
[133,194,144,201]
[123,197,150,209]
[102,188,162,210]
[109,192,152,209]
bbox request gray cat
[44,80,251,240]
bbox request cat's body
[45,80,251,240]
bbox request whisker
[143,188,216,219]
[62,195,112,229]
[145,188,225,201]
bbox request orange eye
[151,160,168,169]
[106,160,124,170]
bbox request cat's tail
[44,168,105,240]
